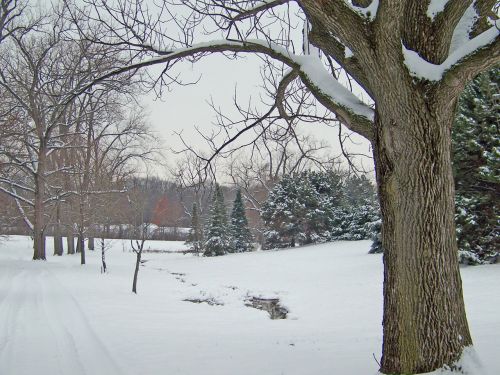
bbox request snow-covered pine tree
[367,219,383,254]
[186,202,203,253]
[333,174,380,241]
[203,183,230,256]
[229,189,253,252]
[306,170,343,242]
[261,170,344,249]
[453,67,499,264]
[261,174,303,249]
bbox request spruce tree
[261,170,344,249]
[332,174,380,241]
[203,184,230,256]
[261,173,308,249]
[367,220,383,254]
[186,202,203,253]
[229,189,253,253]
[452,67,499,264]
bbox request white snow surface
[1,236,499,375]
[402,25,499,81]
[426,0,450,20]
[450,2,479,53]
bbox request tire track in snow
[0,268,29,372]
[40,269,124,375]
[0,262,123,375]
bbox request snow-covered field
[0,236,498,375]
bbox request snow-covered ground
[0,236,498,375]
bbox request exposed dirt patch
[183,298,223,306]
[245,297,288,319]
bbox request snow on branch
[450,2,479,52]
[427,0,451,20]
[0,178,34,193]
[344,0,379,22]
[0,185,34,207]
[293,55,374,121]
[402,24,499,81]
[81,38,374,138]
[14,194,34,231]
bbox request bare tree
[126,178,154,294]
[0,0,28,44]
[63,91,155,264]
[0,13,77,259]
[0,5,111,259]
[71,0,499,372]
[0,2,148,260]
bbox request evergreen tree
[262,170,381,250]
[343,175,375,207]
[261,174,305,249]
[452,67,499,264]
[229,189,253,252]
[331,174,380,241]
[367,219,383,254]
[186,202,203,253]
[203,184,230,256]
[261,170,344,249]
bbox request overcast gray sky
[140,53,374,179]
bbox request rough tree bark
[76,234,85,264]
[88,237,95,250]
[53,202,63,256]
[66,227,75,255]
[32,145,47,260]
[374,109,472,373]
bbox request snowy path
[0,261,123,375]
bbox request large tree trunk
[53,203,63,256]
[88,237,95,250]
[33,226,46,261]
[67,228,75,255]
[374,109,472,374]
[33,160,46,260]
[53,233,63,256]
[77,234,85,264]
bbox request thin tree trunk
[374,112,472,374]
[88,237,95,250]
[132,249,142,293]
[100,237,107,273]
